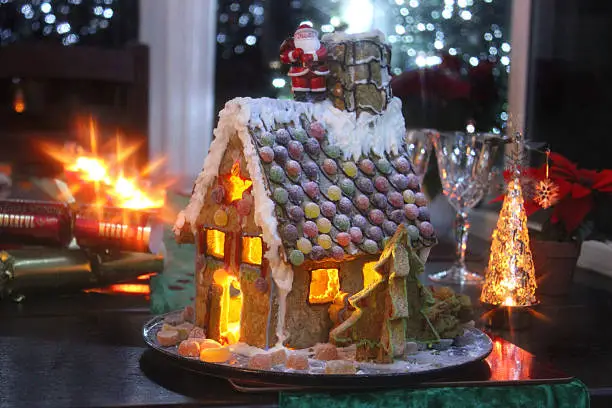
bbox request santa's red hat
[294,23,318,40]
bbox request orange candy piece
[176,322,194,340]
[286,353,309,370]
[178,339,200,358]
[188,327,206,339]
[314,343,338,361]
[325,360,356,375]
[199,346,231,363]
[248,353,273,370]
[157,329,179,347]
[270,349,287,366]
[197,338,223,349]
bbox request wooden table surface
[1,255,611,407]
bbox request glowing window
[309,268,340,304]
[362,261,382,288]
[206,229,225,258]
[241,236,262,265]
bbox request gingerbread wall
[283,254,378,349]
[195,133,277,348]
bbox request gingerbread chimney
[322,30,393,115]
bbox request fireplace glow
[309,268,340,304]
[84,274,154,296]
[42,119,168,210]
[213,269,242,345]
[13,88,25,113]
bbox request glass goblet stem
[454,210,470,274]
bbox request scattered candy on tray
[313,343,338,361]
[178,339,201,358]
[189,327,206,339]
[200,346,231,363]
[182,305,195,323]
[270,349,287,366]
[161,323,175,332]
[325,360,356,375]
[248,353,273,370]
[176,322,194,341]
[163,313,183,326]
[197,338,223,350]
[157,329,179,347]
[285,353,309,371]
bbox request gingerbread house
[173,31,436,352]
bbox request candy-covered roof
[251,109,436,267]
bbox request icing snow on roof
[248,97,406,161]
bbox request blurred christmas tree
[0,0,138,47]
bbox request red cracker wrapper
[74,206,162,253]
[0,199,72,247]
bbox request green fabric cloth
[150,193,195,314]
[280,379,589,408]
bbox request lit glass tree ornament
[480,134,537,307]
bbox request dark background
[527,0,612,170]
[0,0,610,170]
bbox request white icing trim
[310,52,318,62]
[311,87,326,92]
[321,29,386,43]
[178,97,296,345]
[292,87,310,91]
[319,97,405,160]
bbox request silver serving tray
[143,312,493,388]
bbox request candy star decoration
[481,133,537,307]
[225,161,252,203]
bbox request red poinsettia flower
[493,152,612,237]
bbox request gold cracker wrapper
[0,248,93,298]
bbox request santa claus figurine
[280,24,329,102]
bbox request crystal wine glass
[428,131,504,285]
[405,129,434,184]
